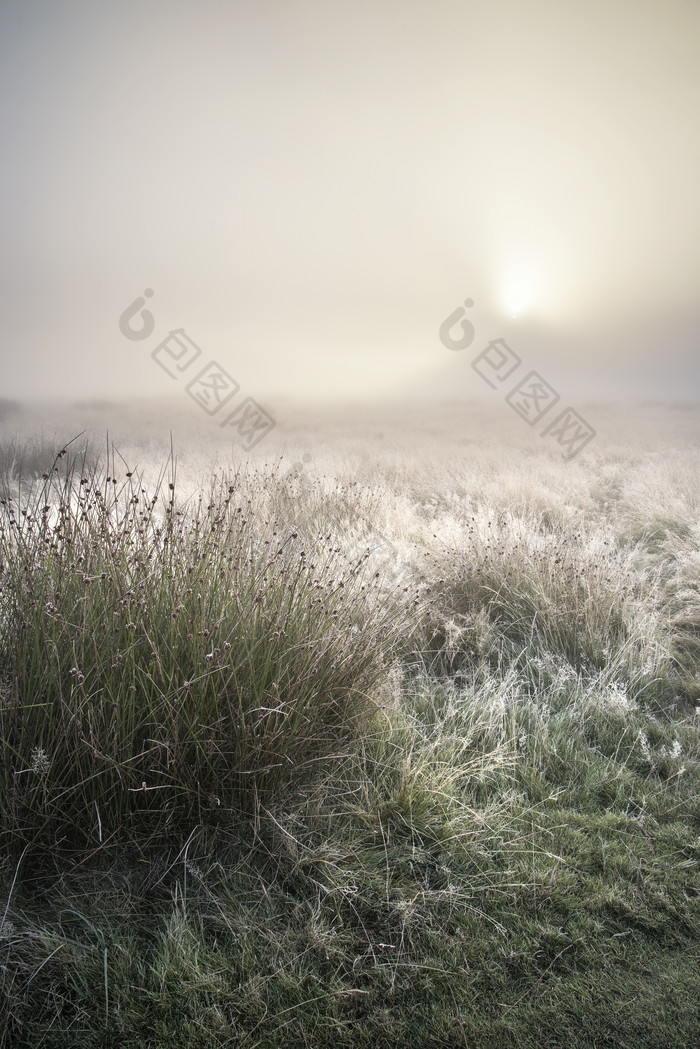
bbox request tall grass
[0,430,98,502]
[0,441,409,850]
[417,509,668,681]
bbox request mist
[1,0,698,414]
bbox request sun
[501,265,539,318]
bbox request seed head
[30,746,50,776]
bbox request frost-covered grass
[1,401,699,1047]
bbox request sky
[0,0,698,410]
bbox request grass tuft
[0,442,408,850]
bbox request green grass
[1,428,699,1047]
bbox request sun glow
[501,265,540,318]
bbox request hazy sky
[1,0,698,406]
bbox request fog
[1,0,698,413]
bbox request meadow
[0,395,699,1048]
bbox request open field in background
[0,396,699,1047]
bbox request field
[0,396,699,1048]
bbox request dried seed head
[30,747,50,776]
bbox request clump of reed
[0,440,407,851]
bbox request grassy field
[0,397,699,1047]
